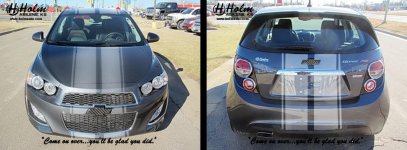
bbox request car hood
[32,44,163,89]
[168,13,184,18]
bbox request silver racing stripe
[73,47,97,88]
[279,53,344,131]
[100,48,122,89]
[313,54,341,130]
[283,53,309,131]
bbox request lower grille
[62,113,136,133]
[62,93,135,106]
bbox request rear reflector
[243,78,256,91]
[234,59,252,78]
[368,60,384,79]
[364,79,376,93]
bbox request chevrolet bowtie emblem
[301,59,321,65]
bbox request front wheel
[159,14,165,21]
[177,20,184,30]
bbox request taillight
[243,78,256,91]
[368,60,384,79]
[364,79,376,93]
[234,58,253,78]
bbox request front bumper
[192,25,200,33]
[25,84,169,138]
[226,76,389,136]
[165,19,178,27]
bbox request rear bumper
[25,85,169,138]
[226,76,389,136]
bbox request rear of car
[182,16,199,32]
[192,18,200,34]
[226,7,389,136]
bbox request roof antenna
[307,0,312,7]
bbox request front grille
[62,113,136,133]
[62,93,135,106]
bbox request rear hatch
[238,12,381,101]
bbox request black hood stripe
[71,47,77,87]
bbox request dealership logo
[6,3,48,20]
[212,3,253,20]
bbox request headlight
[141,82,153,96]
[140,71,168,96]
[27,71,58,95]
[31,76,44,90]
[44,82,57,95]
[152,76,164,89]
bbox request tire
[177,20,184,30]
[146,16,152,20]
[159,14,165,21]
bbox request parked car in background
[166,7,200,30]
[146,2,185,20]
[192,18,200,35]
[182,16,199,32]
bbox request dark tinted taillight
[243,78,256,91]
[364,79,377,93]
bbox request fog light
[148,103,164,124]
[30,103,46,123]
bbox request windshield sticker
[126,18,136,30]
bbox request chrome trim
[276,69,345,76]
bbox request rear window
[240,13,379,53]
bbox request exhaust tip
[256,131,274,138]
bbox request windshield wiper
[92,42,138,47]
[47,41,77,46]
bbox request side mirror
[147,32,159,43]
[32,31,44,42]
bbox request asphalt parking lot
[207,31,407,150]
[0,16,200,149]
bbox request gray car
[26,8,169,138]
[227,6,389,137]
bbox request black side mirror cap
[147,32,159,43]
[32,31,44,42]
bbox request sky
[2,0,402,8]
[2,0,200,9]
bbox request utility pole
[152,0,157,29]
[383,0,390,24]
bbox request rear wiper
[274,46,314,51]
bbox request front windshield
[240,13,379,53]
[182,8,194,14]
[47,14,145,47]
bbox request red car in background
[181,16,199,32]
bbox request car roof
[62,8,128,15]
[256,6,362,16]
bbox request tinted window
[47,14,145,47]
[182,8,194,14]
[240,13,379,53]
